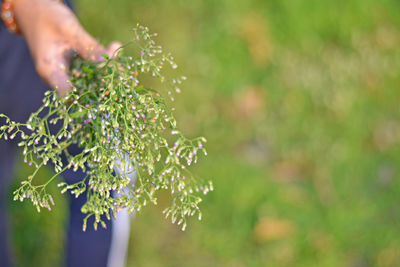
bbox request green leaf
[40,121,46,136]
[70,111,87,119]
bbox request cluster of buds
[0,25,212,231]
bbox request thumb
[37,47,75,97]
[47,62,71,97]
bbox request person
[0,0,125,266]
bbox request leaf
[70,111,87,119]
[40,121,46,136]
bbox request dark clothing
[0,6,113,267]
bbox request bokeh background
[7,0,400,266]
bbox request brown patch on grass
[253,217,296,243]
[239,13,273,67]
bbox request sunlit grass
[8,0,400,266]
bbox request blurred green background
[7,0,400,266]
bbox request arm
[11,0,119,95]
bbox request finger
[35,46,72,97]
[48,49,75,97]
[73,28,107,62]
[47,64,71,97]
[106,41,122,58]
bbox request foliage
[1,25,212,231]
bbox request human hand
[13,0,120,96]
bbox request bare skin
[12,0,120,96]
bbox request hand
[13,0,120,96]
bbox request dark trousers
[0,21,112,267]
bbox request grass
[7,0,400,266]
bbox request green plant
[0,24,212,231]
